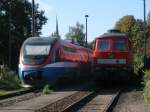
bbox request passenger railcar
[19,37,93,86]
[93,29,133,79]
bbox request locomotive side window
[63,46,76,53]
[98,40,110,50]
[113,39,126,50]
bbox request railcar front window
[23,45,51,64]
[113,40,126,50]
[98,40,110,50]
[25,45,50,55]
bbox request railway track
[62,89,121,112]
[0,88,33,100]
[0,88,41,107]
[0,83,94,112]
[0,83,121,112]
[35,91,94,112]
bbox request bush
[144,80,150,106]
[0,67,21,90]
[144,70,150,107]
[133,55,144,74]
[42,84,53,94]
[146,55,150,69]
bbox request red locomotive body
[93,30,133,79]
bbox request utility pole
[32,0,35,37]
[143,0,147,68]
[85,15,89,48]
[9,0,12,68]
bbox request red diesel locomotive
[93,29,133,79]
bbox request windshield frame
[21,37,56,65]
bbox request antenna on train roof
[107,29,121,33]
[101,29,126,37]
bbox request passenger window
[98,40,110,50]
[63,46,76,53]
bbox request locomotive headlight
[23,71,42,80]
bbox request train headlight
[23,71,42,80]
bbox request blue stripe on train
[19,65,77,84]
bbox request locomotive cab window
[97,39,110,50]
[113,39,126,50]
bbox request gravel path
[113,91,149,112]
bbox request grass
[144,80,150,99]
[0,67,22,93]
[0,91,7,96]
[42,84,54,94]
[143,70,150,108]
[0,87,30,96]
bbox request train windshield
[22,37,56,65]
[25,45,50,56]
[98,40,110,50]
[113,39,126,50]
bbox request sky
[28,0,150,42]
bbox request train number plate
[97,59,126,64]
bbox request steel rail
[62,89,121,112]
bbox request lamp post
[32,0,35,37]
[85,15,89,48]
[143,0,147,68]
[9,0,12,68]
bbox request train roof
[61,38,89,49]
[23,37,92,51]
[95,29,128,40]
[23,37,57,45]
[96,33,127,39]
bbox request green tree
[115,15,136,41]
[65,22,85,46]
[147,11,150,39]
[0,0,47,69]
[115,15,144,56]
[147,11,150,28]
[87,41,94,49]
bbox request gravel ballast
[113,91,149,112]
